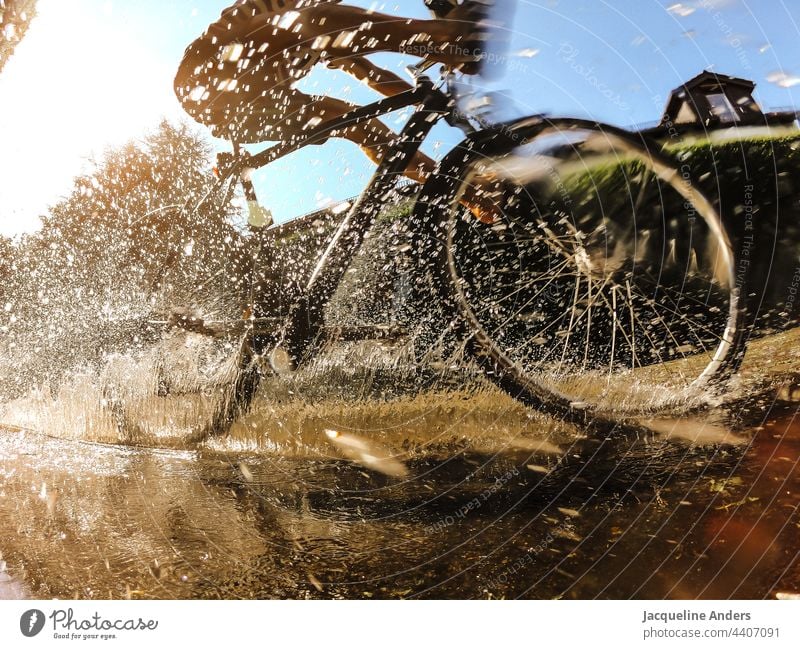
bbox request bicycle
[115,65,745,442]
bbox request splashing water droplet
[220,43,244,63]
[667,3,696,17]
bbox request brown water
[0,333,799,600]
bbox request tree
[0,0,37,74]
[0,120,248,399]
[40,119,246,303]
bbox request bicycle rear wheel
[416,117,744,420]
[101,174,275,444]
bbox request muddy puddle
[0,329,798,600]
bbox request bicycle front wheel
[417,118,744,420]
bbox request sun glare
[0,0,179,236]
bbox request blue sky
[0,0,798,236]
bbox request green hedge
[257,132,800,328]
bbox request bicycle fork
[269,87,451,372]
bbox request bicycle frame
[210,75,461,365]
[167,72,745,437]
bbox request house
[645,70,797,137]
[662,70,763,127]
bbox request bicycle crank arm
[152,314,404,344]
[320,324,407,343]
[149,314,284,339]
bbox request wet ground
[0,331,799,600]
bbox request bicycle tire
[197,332,265,439]
[412,116,745,422]
[100,176,274,444]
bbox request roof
[669,70,756,96]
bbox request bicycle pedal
[167,307,221,337]
[268,344,297,375]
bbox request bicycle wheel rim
[441,119,742,417]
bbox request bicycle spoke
[559,274,582,366]
[469,256,573,320]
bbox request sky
[0,0,798,237]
